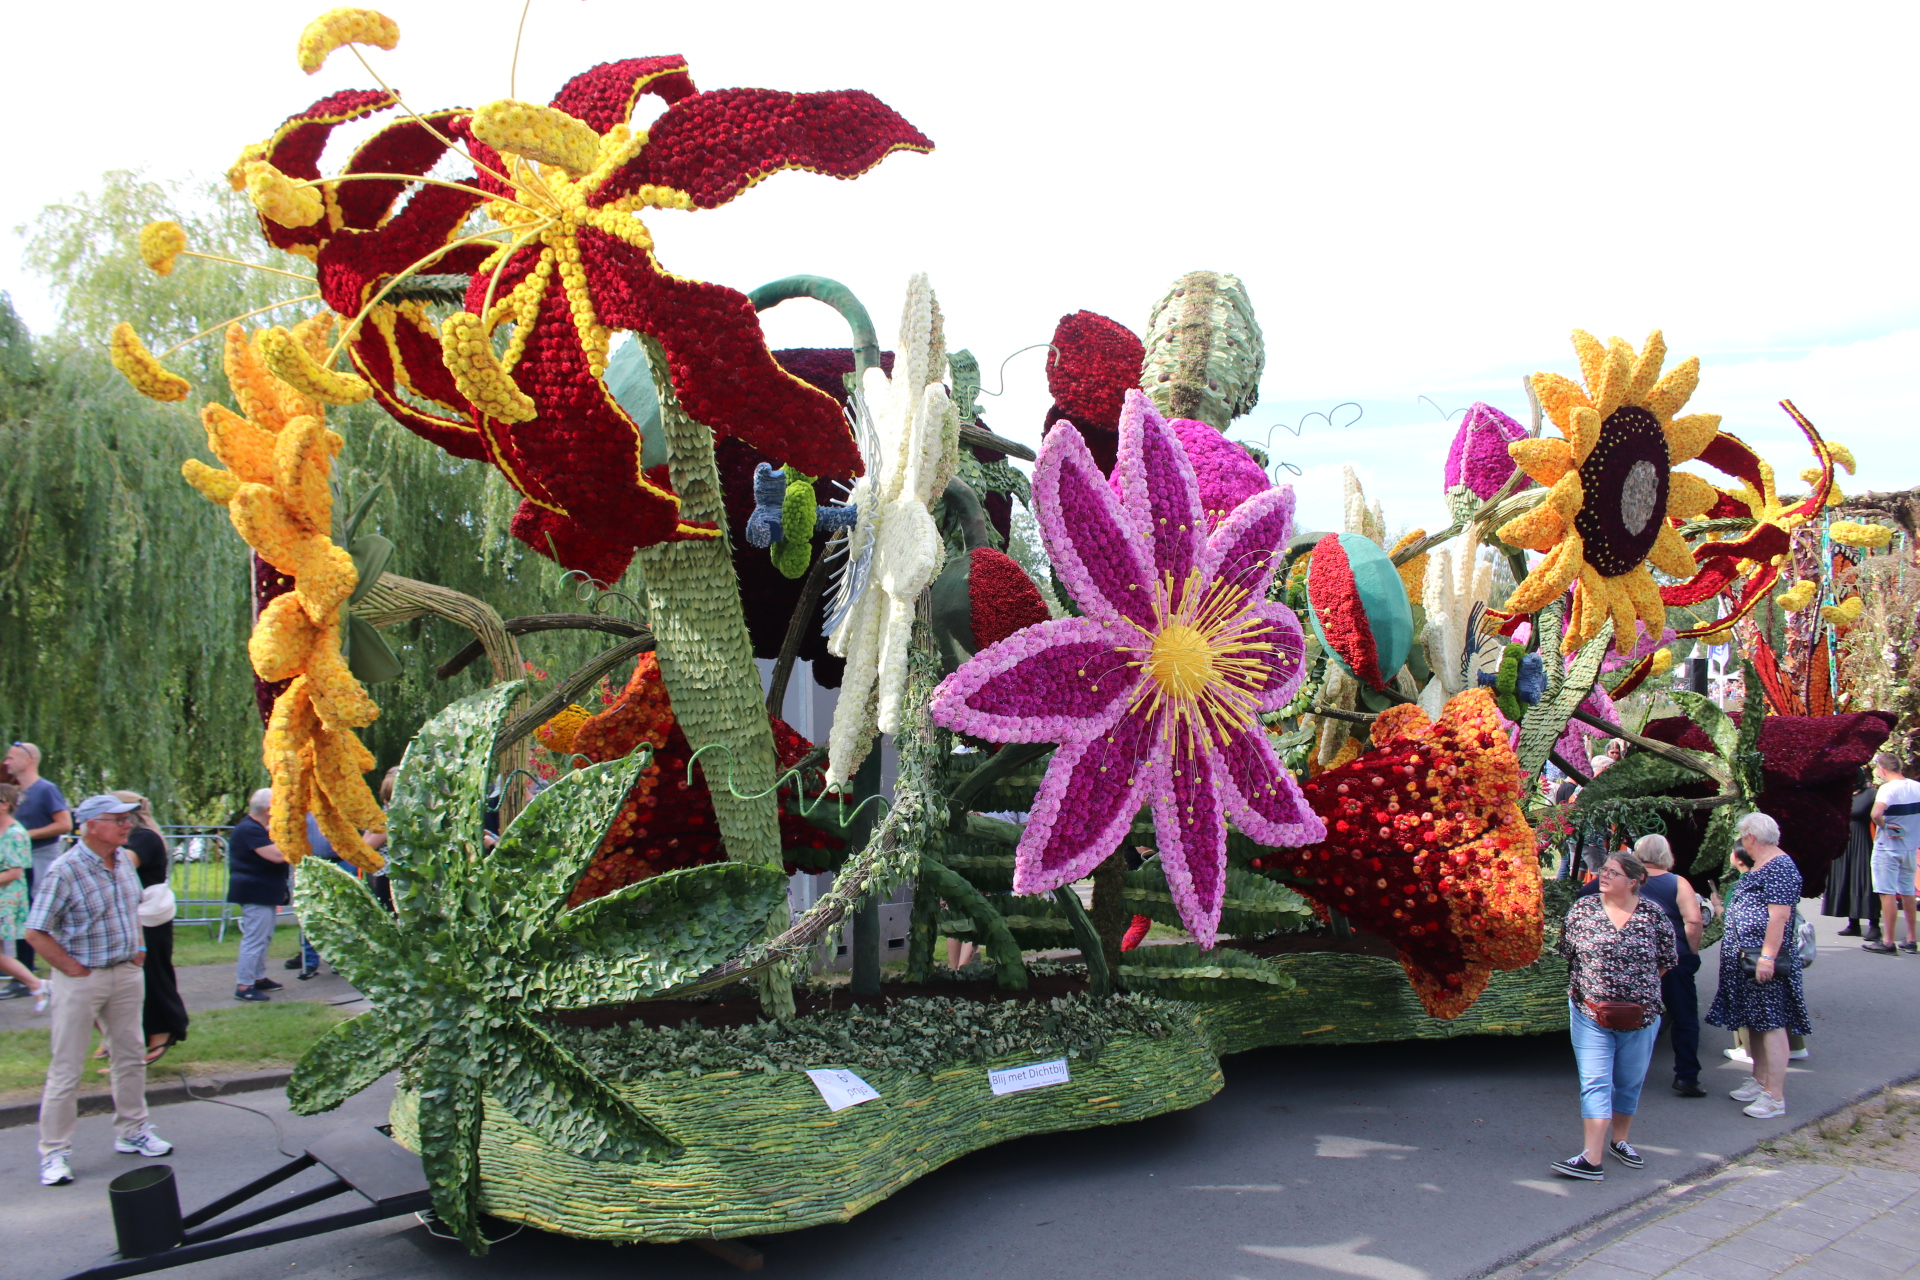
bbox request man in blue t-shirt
[226,789,291,1001]
[1864,752,1920,955]
[3,742,70,985]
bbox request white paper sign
[988,1058,1071,1096]
[804,1068,880,1112]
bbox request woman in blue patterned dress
[1706,812,1810,1119]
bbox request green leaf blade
[287,1011,424,1115]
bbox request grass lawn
[0,1001,352,1103]
[169,918,304,970]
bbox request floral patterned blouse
[0,820,30,946]
[1556,894,1679,1015]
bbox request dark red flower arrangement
[563,653,842,907]
[1043,310,1144,474]
[241,56,932,583]
[1251,689,1543,1018]
[1639,709,1894,894]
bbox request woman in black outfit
[112,791,190,1063]
[1824,769,1881,940]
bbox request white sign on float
[988,1059,1071,1096]
[804,1068,881,1112]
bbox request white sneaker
[1723,1047,1753,1065]
[113,1124,173,1157]
[40,1153,73,1186]
[1730,1077,1766,1101]
[1788,1048,1809,1060]
[1744,1093,1787,1119]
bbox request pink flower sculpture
[1444,403,1528,500]
[930,390,1326,946]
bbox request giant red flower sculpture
[1259,688,1544,1019]
[929,390,1324,947]
[241,57,931,582]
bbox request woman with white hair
[1629,834,1706,1096]
[1705,812,1810,1119]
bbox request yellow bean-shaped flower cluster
[1829,520,1894,549]
[258,324,372,405]
[296,7,400,75]
[1820,596,1864,628]
[1649,648,1675,676]
[177,319,386,869]
[244,161,325,229]
[139,221,187,275]
[472,99,602,177]
[1774,579,1818,612]
[439,311,537,422]
[108,323,191,402]
[535,704,592,754]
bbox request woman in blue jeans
[1553,850,1679,1181]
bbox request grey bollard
[109,1164,183,1258]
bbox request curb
[0,1068,294,1130]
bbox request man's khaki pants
[40,962,147,1156]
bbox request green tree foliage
[0,172,628,821]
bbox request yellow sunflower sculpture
[1498,330,1722,654]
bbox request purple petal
[1201,483,1295,603]
[1240,602,1309,712]
[929,617,1142,744]
[1033,423,1154,628]
[1114,391,1207,594]
[1012,705,1159,893]
[1150,735,1228,949]
[1215,727,1326,848]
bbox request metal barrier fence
[159,825,235,941]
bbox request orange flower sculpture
[562,655,840,906]
[1257,688,1543,1018]
[179,319,386,869]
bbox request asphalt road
[7,914,1916,1280]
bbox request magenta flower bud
[1444,403,1529,500]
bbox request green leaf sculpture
[285,683,790,1252]
[1124,857,1315,940]
[1116,942,1295,1000]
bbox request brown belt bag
[1583,999,1648,1031]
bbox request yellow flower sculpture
[1499,331,1723,654]
[181,317,387,870]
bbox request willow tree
[0,173,623,821]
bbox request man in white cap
[24,794,172,1187]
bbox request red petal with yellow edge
[1674,564,1779,637]
[576,224,862,478]
[1661,558,1740,606]
[385,305,476,419]
[549,56,697,133]
[475,260,683,549]
[1694,520,1790,567]
[349,328,487,462]
[316,182,488,315]
[510,503,649,585]
[1695,431,1768,495]
[266,89,397,181]
[592,86,932,210]
[1609,651,1659,700]
[334,110,468,231]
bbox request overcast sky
[6,0,1915,537]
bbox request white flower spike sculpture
[825,274,961,788]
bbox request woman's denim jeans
[1569,999,1662,1119]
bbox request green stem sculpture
[633,336,793,1019]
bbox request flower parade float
[101,7,1910,1254]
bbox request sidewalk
[1504,1084,1920,1280]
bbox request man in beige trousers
[24,794,173,1187]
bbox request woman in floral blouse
[0,783,49,1011]
[1552,849,1679,1181]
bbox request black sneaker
[1863,940,1898,954]
[234,987,271,1002]
[283,957,303,970]
[1551,1153,1605,1181]
[1836,923,1862,936]
[1673,1080,1708,1098]
[1609,1140,1645,1168]
[1901,942,1918,955]
[252,978,284,992]
[296,967,319,981]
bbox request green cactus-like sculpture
[1142,270,1266,432]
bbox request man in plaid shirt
[24,794,173,1187]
